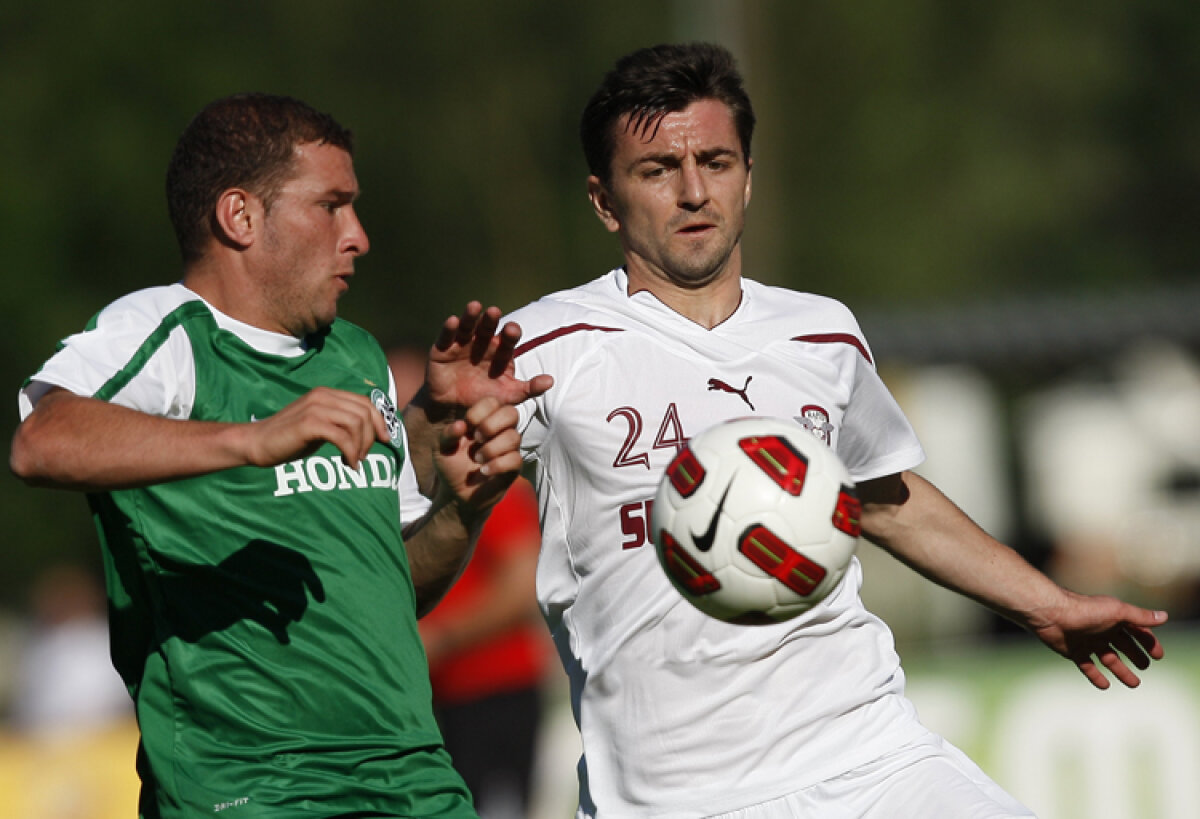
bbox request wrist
[219,420,263,468]
[441,490,493,532]
[407,385,464,425]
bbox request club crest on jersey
[796,404,835,445]
[371,388,403,449]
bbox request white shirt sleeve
[18,288,197,421]
[838,354,926,483]
[387,366,433,526]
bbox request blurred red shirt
[421,478,550,703]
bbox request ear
[744,157,753,210]
[586,175,621,234]
[213,188,260,250]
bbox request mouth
[676,221,717,236]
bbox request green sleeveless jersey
[26,286,475,818]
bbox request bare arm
[11,384,520,615]
[11,386,388,491]
[858,470,1168,689]
[402,398,525,616]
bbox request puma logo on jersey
[708,376,755,410]
[691,482,732,552]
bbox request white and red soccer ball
[652,417,862,625]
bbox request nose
[342,206,370,257]
[677,160,708,211]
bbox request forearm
[859,471,1064,629]
[400,386,460,497]
[404,496,487,617]
[11,389,254,491]
[400,393,526,615]
[862,471,1169,689]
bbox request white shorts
[710,734,1036,819]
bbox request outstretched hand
[423,302,554,410]
[1030,591,1168,689]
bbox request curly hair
[166,93,353,263]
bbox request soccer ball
[651,417,862,625]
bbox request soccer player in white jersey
[502,43,1168,818]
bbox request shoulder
[26,285,205,416]
[322,317,389,374]
[743,279,861,330]
[505,273,630,355]
[742,279,874,365]
[88,284,207,331]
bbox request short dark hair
[166,93,354,263]
[580,42,755,186]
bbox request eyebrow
[632,146,741,167]
[321,188,360,204]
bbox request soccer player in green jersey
[10,93,551,818]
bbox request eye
[320,194,356,213]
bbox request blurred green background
[3,0,1199,608]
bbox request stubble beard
[263,267,339,339]
[261,233,340,338]
[664,225,743,290]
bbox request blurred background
[1,1,1198,817]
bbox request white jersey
[507,269,930,818]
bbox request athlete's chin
[665,257,731,289]
[298,306,339,338]
[670,272,723,291]
[663,242,739,287]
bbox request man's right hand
[242,386,389,470]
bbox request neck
[624,266,743,330]
[182,258,284,335]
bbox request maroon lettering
[619,499,655,549]
[607,407,650,469]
